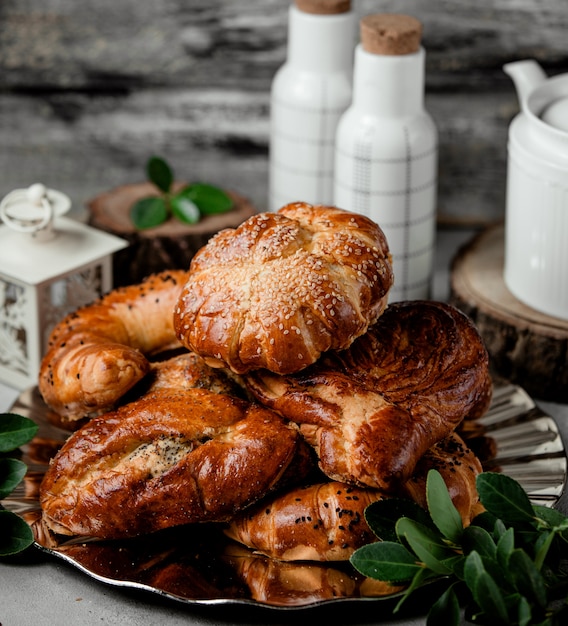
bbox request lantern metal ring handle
[0,184,71,238]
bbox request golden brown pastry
[224,543,359,606]
[224,432,482,562]
[246,301,492,491]
[138,351,248,400]
[40,387,312,539]
[401,431,483,525]
[224,482,385,562]
[174,202,393,375]
[38,270,188,423]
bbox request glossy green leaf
[130,197,168,230]
[0,413,38,452]
[393,566,436,614]
[510,548,548,608]
[533,504,568,532]
[0,458,27,498]
[365,497,433,542]
[463,551,509,624]
[534,529,556,571]
[496,526,515,570]
[427,585,461,626]
[426,469,464,544]
[396,517,454,575]
[0,510,34,556]
[349,541,421,582]
[170,191,201,225]
[477,472,535,526]
[462,525,497,560]
[146,156,173,193]
[182,183,233,215]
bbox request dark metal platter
[2,383,566,610]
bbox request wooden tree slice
[450,223,568,402]
[88,182,257,287]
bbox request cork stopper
[360,14,422,55]
[295,0,351,16]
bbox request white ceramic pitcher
[503,59,568,320]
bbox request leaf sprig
[130,156,234,230]
[0,413,38,557]
[351,470,568,625]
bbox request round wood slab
[88,182,257,287]
[450,223,568,402]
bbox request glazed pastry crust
[39,387,311,539]
[38,270,188,423]
[225,481,385,562]
[174,203,393,375]
[224,432,482,562]
[245,301,492,490]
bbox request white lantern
[0,184,128,389]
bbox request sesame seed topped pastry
[174,203,393,375]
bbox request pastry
[174,202,393,375]
[245,300,492,490]
[224,432,482,562]
[38,270,188,424]
[40,387,313,539]
[225,481,385,562]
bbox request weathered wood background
[1,0,567,225]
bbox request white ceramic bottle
[268,0,355,212]
[334,14,438,301]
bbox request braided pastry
[174,203,393,375]
[39,387,312,539]
[38,270,188,424]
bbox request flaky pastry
[245,301,492,490]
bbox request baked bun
[225,482,385,562]
[39,270,188,423]
[224,432,482,562]
[40,387,312,539]
[245,301,492,490]
[174,203,393,375]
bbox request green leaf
[365,497,433,542]
[533,504,568,532]
[396,517,455,575]
[477,472,535,526]
[514,594,533,626]
[182,183,233,215]
[463,551,509,624]
[130,197,168,230]
[509,548,548,608]
[462,525,497,560]
[170,191,201,225]
[534,529,556,571]
[426,470,464,544]
[496,526,515,570]
[146,156,173,193]
[0,413,38,452]
[0,458,27,498]
[427,584,461,626]
[350,541,421,582]
[393,566,437,614]
[0,510,34,556]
